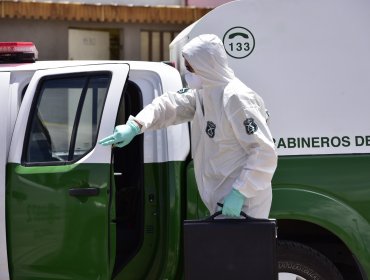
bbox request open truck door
[6,63,129,280]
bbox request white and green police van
[1,0,370,279]
[169,0,370,279]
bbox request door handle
[69,187,100,197]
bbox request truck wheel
[278,240,343,280]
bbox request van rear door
[6,63,128,280]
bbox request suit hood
[182,34,235,88]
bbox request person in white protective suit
[99,34,278,218]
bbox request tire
[278,240,344,280]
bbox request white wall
[68,29,110,60]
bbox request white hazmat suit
[132,34,277,218]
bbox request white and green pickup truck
[0,45,191,280]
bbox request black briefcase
[183,211,278,280]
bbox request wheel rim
[279,272,306,280]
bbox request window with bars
[140,30,180,61]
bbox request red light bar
[0,42,38,63]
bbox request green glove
[99,120,140,148]
[222,189,245,217]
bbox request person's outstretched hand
[99,120,140,148]
[222,189,245,217]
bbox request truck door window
[23,73,110,165]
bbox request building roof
[1,1,211,24]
